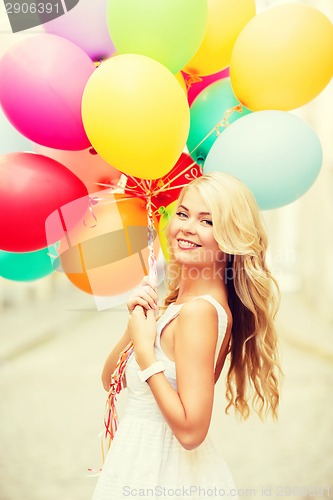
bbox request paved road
[0,297,332,500]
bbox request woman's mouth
[177,239,201,250]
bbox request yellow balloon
[230,4,333,111]
[158,201,177,261]
[82,54,190,180]
[175,72,187,94]
[183,0,256,77]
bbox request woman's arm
[133,299,219,450]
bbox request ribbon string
[146,193,158,287]
[184,71,203,90]
[101,191,157,459]
[101,342,134,463]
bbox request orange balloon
[34,145,121,193]
[184,0,256,76]
[51,194,159,296]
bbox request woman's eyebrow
[178,204,211,216]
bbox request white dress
[92,295,238,500]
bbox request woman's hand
[127,306,157,369]
[127,275,158,314]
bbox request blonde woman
[93,172,282,500]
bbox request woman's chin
[171,251,200,266]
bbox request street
[0,295,332,500]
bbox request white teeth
[178,240,199,248]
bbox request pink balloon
[185,67,230,106]
[42,0,115,61]
[34,145,122,194]
[0,34,95,150]
[0,152,89,252]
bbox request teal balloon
[186,78,251,165]
[204,111,323,210]
[0,245,56,281]
[0,109,33,154]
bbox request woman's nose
[181,218,196,233]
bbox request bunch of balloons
[0,0,332,295]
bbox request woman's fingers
[132,305,145,313]
[142,275,158,292]
[128,296,156,313]
[132,286,158,307]
[127,277,158,313]
[142,285,158,305]
[137,290,157,308]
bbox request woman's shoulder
[176,296,223,334]
[179,295,232,328]
[174,300,219,350]
[179,296,218,317]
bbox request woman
[93,172,282,499]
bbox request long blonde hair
[163,172,282,421]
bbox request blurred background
[0,0,332,499]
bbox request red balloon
[0,152,89,252]
[124,154,202,220]
[153,153,202,211]
[185,67,230,106]
[153,153,202,209]
[34,145,121,194]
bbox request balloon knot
[196,156,205,167]
[184,70,203,90]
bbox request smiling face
[168,187,223,268]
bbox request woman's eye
[176,211,188,218]
[202,219,213,226]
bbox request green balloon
[187,78,251,165]
[107,0,208,74]
[0,245,57,282]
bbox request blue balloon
[186,78,251,165]
[204,111,323,210]
[0,109,33,154]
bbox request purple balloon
[42,0,115,61]
[0,34,95,151]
